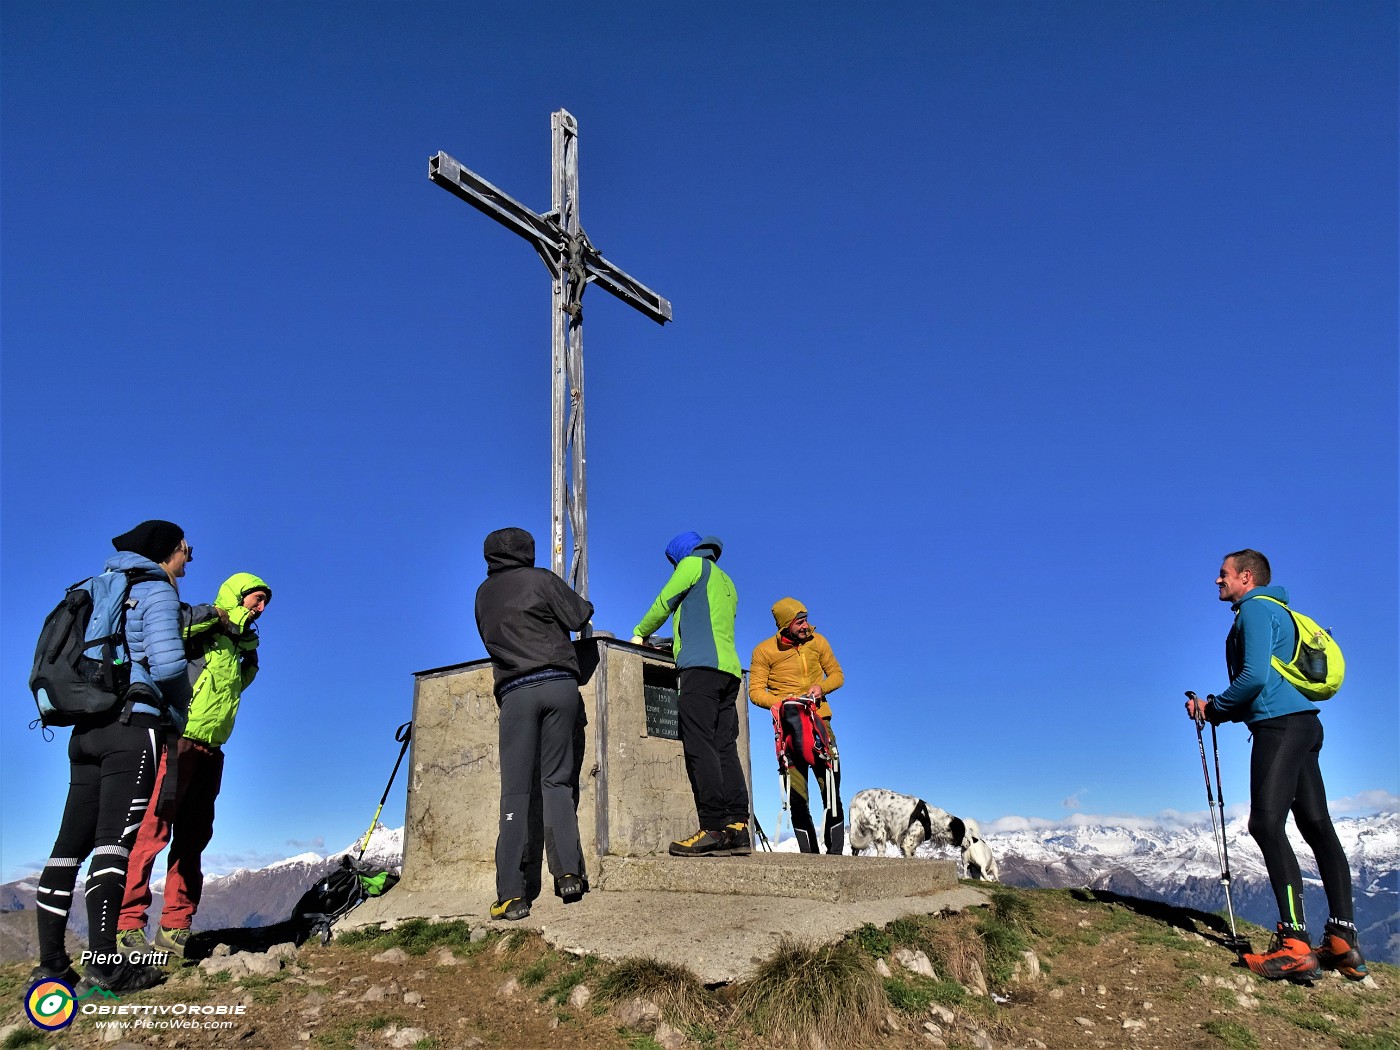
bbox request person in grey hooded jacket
[474,528,593,921]
[33,520,204,996]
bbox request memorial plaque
[643,682,680,740]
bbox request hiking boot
[716,822,752,857]
[1243,924,1322,984]
[1315,921,1369,981]
[555,874,586,903]
[669,828,722,857]
[29,960,80,986]
[490,898,531,921]
[115,928,149,957]
[75,958,165,996]
[153,926,191,958]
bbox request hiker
[749,599,846,854]
[117,572,271,959]
[631,532,751,857]
[1185,549,1368,982]
[475,527,593,921]
[33,521,210,994]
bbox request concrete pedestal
[348,640,972,982]
[397,637,752,899]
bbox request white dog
[847,788,1000,881]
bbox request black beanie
[111,520,185,564]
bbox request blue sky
[3,2,1395,881]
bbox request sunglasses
[180,544,194,561]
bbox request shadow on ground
[184,919,307,960]
[1069,888,1255,955]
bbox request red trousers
[118,737,224,932]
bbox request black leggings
[36,712,161,967]
[786,759,844,854]
[1247,711,1353,930]
[784,716,844,855]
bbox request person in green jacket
[116,572,271,957]
[632,533,750,857]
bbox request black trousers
[785,717,844,854]
[1248,711,1353,929]
[495,678,586,904]
[676,667,750,831]
[37,711,162,966]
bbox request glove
[242,649,259,671]
[630,635,645,645]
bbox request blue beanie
[665,531,703,565]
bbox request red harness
[772,696,837,772]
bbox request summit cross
[430,109,671,600]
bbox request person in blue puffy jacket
[32,520,206,995]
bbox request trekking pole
[1185,692,1249,953]
[1206,694,1251,953]
[814,707,841,851]
[772,703,792,849]
[774,761,789,850]
[751,814,773,852]
[357,720,412,860]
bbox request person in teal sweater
[632,532,750,857]
[1186,549,1366,984]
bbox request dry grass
[734,937,887,1047]
[921,919,989,989]
[595,955,714,1028]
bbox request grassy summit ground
[1,884,1395,1049]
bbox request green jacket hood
[184,572,267,747]
[216,572,272,611]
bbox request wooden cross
[430,110,671,599]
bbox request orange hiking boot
[1243,924,1322,984]
[1315,921,1369,981]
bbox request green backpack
[1249,595,1345,701]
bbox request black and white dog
[847,788,1000,881]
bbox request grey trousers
[495,677,585,903]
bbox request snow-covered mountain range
[3,816,1395,965]
[0,825,403,961]
[979,812,1399,964]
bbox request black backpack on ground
[29,568,163,728]
[292,855,400,945]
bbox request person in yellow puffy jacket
[116,572,271,958]
[750,597,846,854]
[749,598,844,717]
